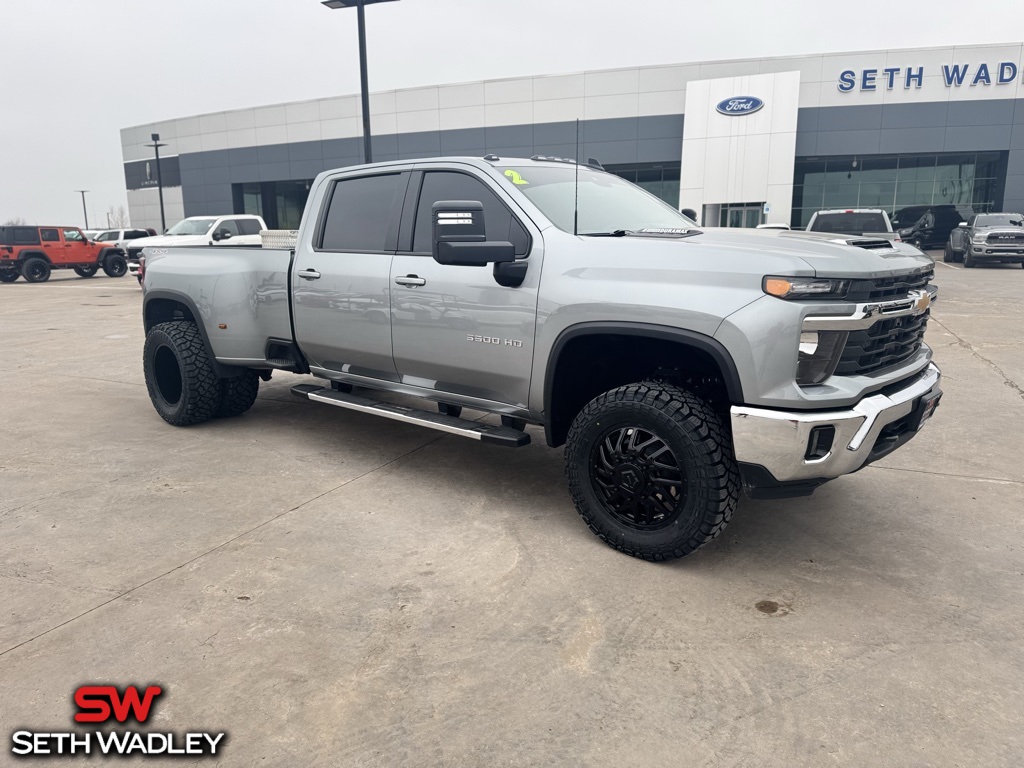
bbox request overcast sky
[2,0,1022,225]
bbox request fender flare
[543,321,745,445]
[17,250,51,264]
[143,289,241,379]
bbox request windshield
[809,212,888,235]
[497,166,695,235]
[975,214,1024,228]
[166,218,217,236]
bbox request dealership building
[121,42,1024,231]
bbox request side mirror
[431,200,514,267]
[212,228,232,241]
[958,222,968,228]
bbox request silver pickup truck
[140,156,942,561]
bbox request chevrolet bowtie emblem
[914,292,931,314]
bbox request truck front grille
[844,267,933,302]
[986,232,1024,245]
[834,309,930,376]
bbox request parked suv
[945,212,1024,268]
[891,205,969,251]
[0,226,128,282]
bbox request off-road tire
[565,382,739,561]
[143,321,222,426]
[942,242,956,263]
[102,253,128,277]
[0,270,18,283]
[215,369,259,418]
[964,251,976,268]
[21,257,51,283]
[74,266,98,278]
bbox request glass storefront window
[792,151,1005,228]
[232,180,313,229]
[606,163,681,207]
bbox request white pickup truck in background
[125,215,268,281]
[806,209,898,241]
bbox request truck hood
[657,228,933,278]
[974,226,1024,236]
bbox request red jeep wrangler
[0,225,128,283]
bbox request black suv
[891,205,969,250]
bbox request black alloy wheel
[21,257,50,283]
[0,270,18,283]
[103,253,128,277]
[565,382,739,561]
[590,425,686,530]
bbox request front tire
[215,369,259,418]
[564,382,739,561]
[102,253,128,277]
[964,251,976,268]
[943,242,955,263]
[143,321,222,426]
[21,257,51,283]
[74,266,98,278]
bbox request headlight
[972,233,987,243]
[797,331,849,385]
[763,276,850,299]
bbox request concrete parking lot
[1,258,1022,766]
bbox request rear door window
[40,229,60,242]
[319,173,403,252]
[236,219,262,236]
[14,227,40,245]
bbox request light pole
[145,133,168,233]
[321,0,398,164]
[75,190,89,229]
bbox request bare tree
[107,205,130,228]
[3,216,27,225]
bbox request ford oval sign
[716,96,764,116]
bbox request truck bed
[142,245,296,367]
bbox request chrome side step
[290,384,530,447]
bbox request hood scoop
[826,236,895,251]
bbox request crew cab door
[389,168,539,408]
[290,170,407,379]
[39,228,61,261]
[60,228,90,264]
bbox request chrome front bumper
[730,362,941,483]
